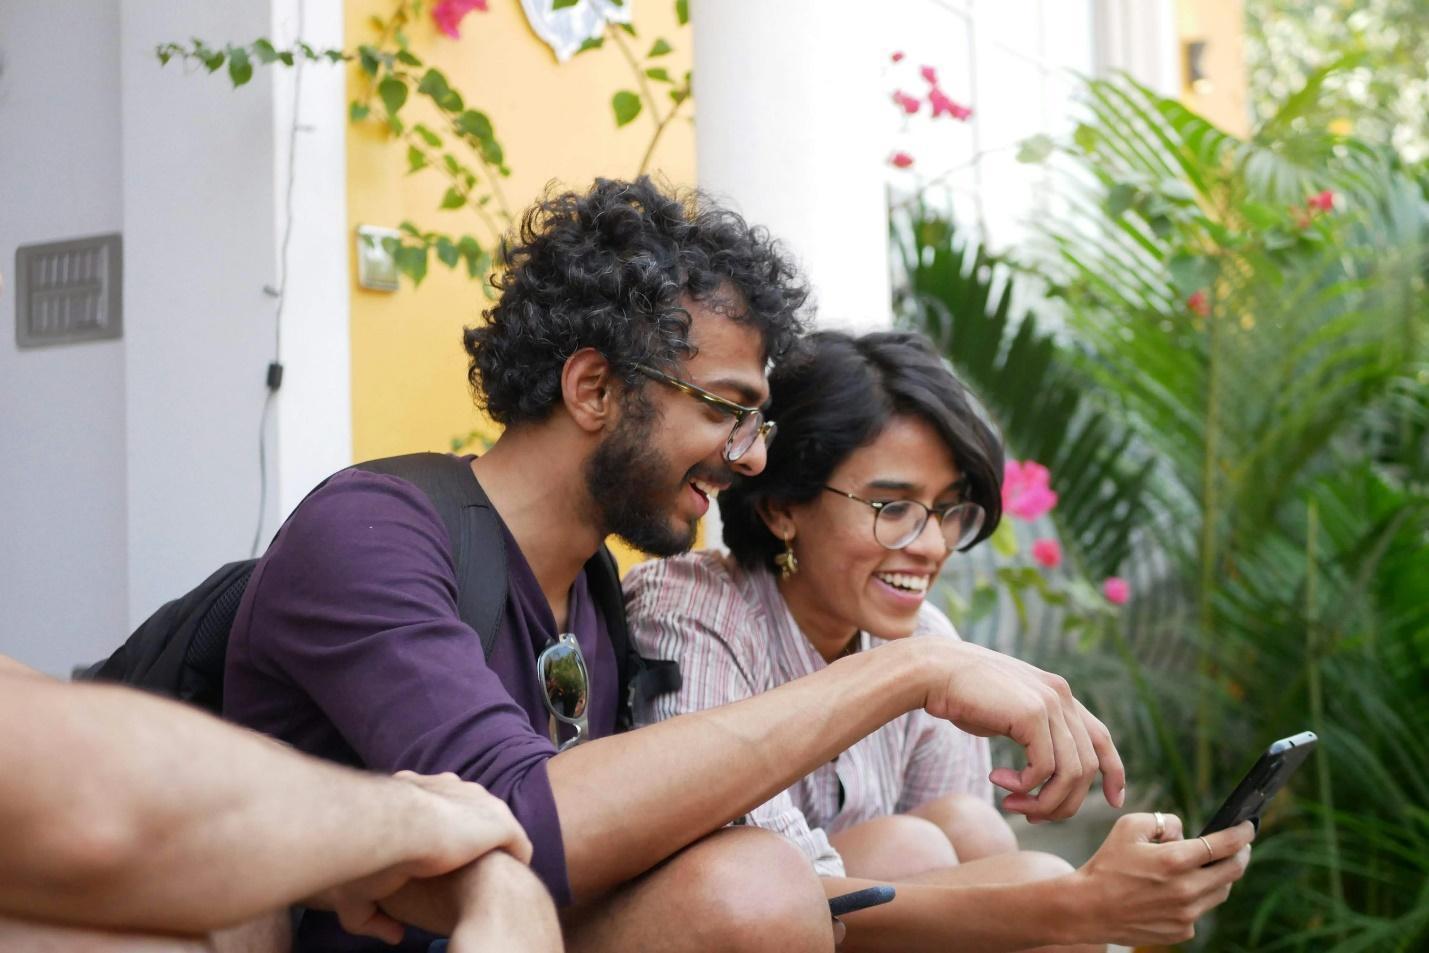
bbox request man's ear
[756,497,797,540]
[560,348,618,434]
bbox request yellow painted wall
[345,0,696,463]
[1175,0,1251,136]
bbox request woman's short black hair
[720,329,1004,570]
[465,177,809,426]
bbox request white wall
[0,0,351,674]
[0,0,130,676]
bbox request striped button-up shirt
[625,550,992,877]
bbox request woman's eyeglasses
[537,632,589,751]
[822,486,987,551]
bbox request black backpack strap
[354,453,508,656]
[583,545,681,731]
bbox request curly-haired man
[224,178,1125,952]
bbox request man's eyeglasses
[822,486,987,552]
[537,632,589,751]
[635,364,776,463]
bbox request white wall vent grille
[15,234,123,348]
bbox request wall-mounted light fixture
[1184,39,1213,96]
[356,225,401,292]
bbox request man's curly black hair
[464,177,810,426]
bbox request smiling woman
[624,331,1256,951]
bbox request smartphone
[1198,730,1317,837]
[828,884,896,917]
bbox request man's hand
[917,640,1126,821]
[1067,813,1255,947]
[307,771,532,943]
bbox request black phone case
[1198,730,1317,837]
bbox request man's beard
[584,408,716,558]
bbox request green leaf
[645,67,672,83]
[1168,252,1216,296]
[676,0,689,26]
[413,123,442,147]
[379,76,408,115]
[1241,201,1283,230]
[252,38,279,64]
[669,88,689,105]
[612,90,642,127]
[618,22,637,36]
[648,38,673,57]
[440,187,466,210]
[438,89,463,113]
[277,50,294,66]
[576,37,604,54]
[358,45,380,77]
[552,0,579,8]
[202,49,226,73]
[417,68,449,100]
[1103,182,1137,218]
[349,101,370,122]
[407,145,428,173]
[968,582,1000,624]
[479,138,504,166]
[226,46,253,86]
[443,154,461,175]
[435,237,460,268]
[324,49,346,64]
[1016,133,1055,164]
[394,244,428,285]
[1072,122,1098,153]
[456,109,493,140]
[396,50,422,67]
[157,48,173,67]
[991,519,1019,558]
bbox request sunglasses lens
[540,639,589,720]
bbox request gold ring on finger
[1198,835,1215,862]
[1152,811,1166,842]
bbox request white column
[691,0,893,334]
[120,0,350,625]
[269,0,353,523]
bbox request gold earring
[774,531,799,579]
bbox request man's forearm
[0,674,443,932]
[549,639,928,899]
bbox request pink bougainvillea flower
[1002,459,1058,521]
[1186,289,1210,317]
[1103,576,1131,605]
[432,0,488,39]
[892,90,922,115]
[1306,190,1335,212]
[1031,538,1063,569]
[891,51,906,63]
[889,151,915,169]
[920,65,939,85]
[928,87,973,121]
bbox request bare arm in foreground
[550,636,1126,900]
[0,657,556,950]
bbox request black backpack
[82,452,675,728]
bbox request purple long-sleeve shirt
[223,464,617,951]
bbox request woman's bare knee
[829,814,958,880]
[910,794,1019,861]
